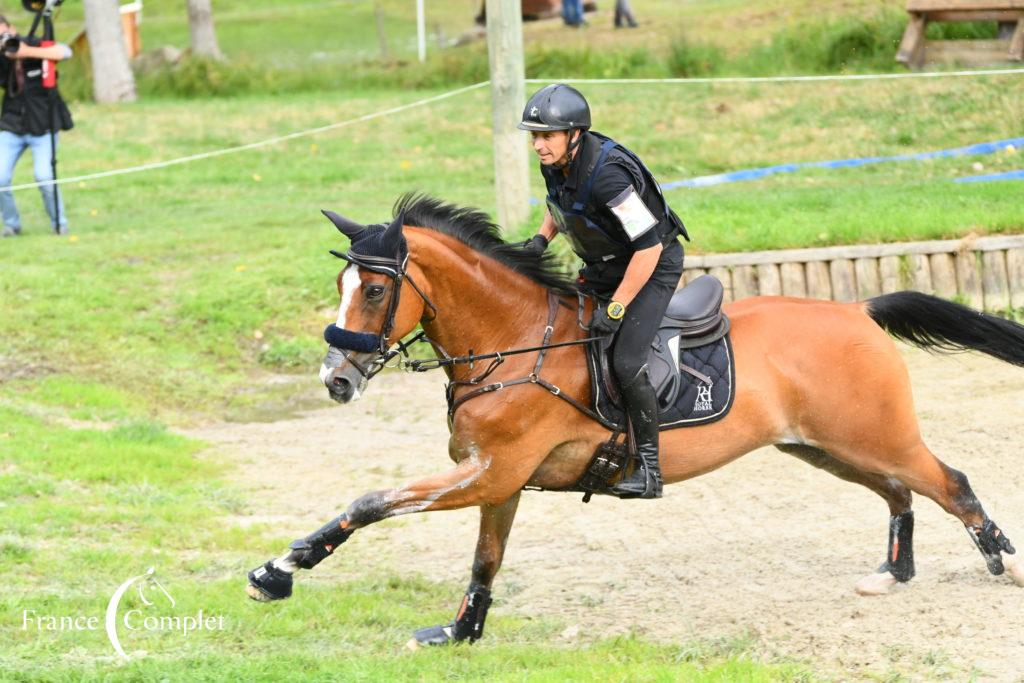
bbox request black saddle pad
[589,333,736,431]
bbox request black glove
[520,234,549,256]
[590,301,626,336]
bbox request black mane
[394,193,578,296]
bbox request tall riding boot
[610,365,663,499]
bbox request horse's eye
[366,285,386,300]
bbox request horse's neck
[408,231,556,368]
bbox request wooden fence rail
[682,234,1024,311]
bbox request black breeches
[611,277,676,383]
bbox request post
[374,1,389,61]
[416,0,426,62]
[485,0,530,232]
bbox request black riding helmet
[518,84,591,166]
[517,84,591,132]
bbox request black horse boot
[610,366,663,499]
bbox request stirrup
[610,468,662,499]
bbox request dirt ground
[187,347,1024,681]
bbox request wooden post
[1006,248,1024,309]
[780,263,807,298]
[981,250,1011,313]
[930,253,957,300]
[756,264,782,296]
[879,255,902,294]
[855,258,882,298]
[806,261,832,300]
[829,259,857,302]
[485,0,530,232]
[732,265,758,300]
[955,250,983,309]
[909,253,932,293]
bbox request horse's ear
[321,209,364,238]
[383,210,405,245]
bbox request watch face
[608,302,625,319]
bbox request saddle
[586,274,736,432]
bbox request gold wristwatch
[607,301,626,320]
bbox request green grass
[0,3,1021,676]
[40,0,1023,99]
[0,404,810,681]
[0,80,1021,415]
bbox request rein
[328,244,607,423]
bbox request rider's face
[531,130,574,166]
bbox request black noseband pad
[324,324,380,353]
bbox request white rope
[0,80,490,193]
[527,67,1024,84]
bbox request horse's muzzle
[320,346,366,403]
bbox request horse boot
[610,365,663,499]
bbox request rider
[518,83,688,499]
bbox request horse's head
[318,210,432,403]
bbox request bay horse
[247,194,1023,646]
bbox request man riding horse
[519,83,688,499]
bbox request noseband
[325,244,437,380]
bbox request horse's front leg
[410,492,521,647]
[245,455,514,602]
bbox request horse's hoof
[1003,552,1024,587]
[855,570,899,596]
[405,638,423,651]
[246,562,293,601]
[411,623,456,647]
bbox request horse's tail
[866,291,1024,367]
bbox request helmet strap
[554,129,584,170]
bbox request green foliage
[667,35,724,78]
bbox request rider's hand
[590,301,626,336]
[520,234,548,256]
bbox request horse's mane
[394,193,578,296]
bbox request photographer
[0,14,72,237]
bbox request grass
[0,2,1021,677]
[0,79,1021,416]
[39,0,1023,99]
[0,403,812,681]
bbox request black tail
[867,291,1024,367]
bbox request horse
[246,194,1024,646]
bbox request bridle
[326,240,438,380]
[324,235,609,427]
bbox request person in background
[614,0,639,28]
[0,14,73,238]
[562,0,585,28]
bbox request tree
[82,0,136,102]
[186,0,223,59]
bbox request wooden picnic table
[897,0,1024,68]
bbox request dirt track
[188,347,1024,681]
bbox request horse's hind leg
[777,445,916,595]
[885,442,1023,586]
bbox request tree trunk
[83,0,136,102]
[186,0,223,59]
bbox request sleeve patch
[608,186,657,241]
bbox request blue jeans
[562,0,584,25]
[0,130,67,232]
